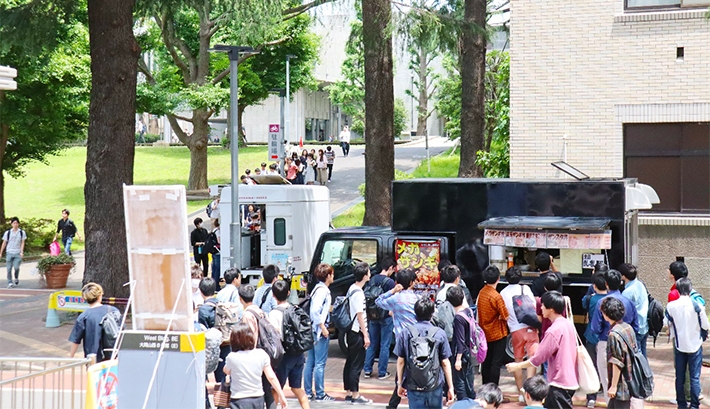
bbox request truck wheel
[338,330,347,355]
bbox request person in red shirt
[667,261,688,303]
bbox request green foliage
[435,51,509,177]
[0,218,56,253]
[0,11,90,179]
[37,253,75,275]
[328,4,365,133]
[135,133,163,143]
[358,169,413,197]
[332,202,365,228]
[394,98,408,139]
[411,148,460,178]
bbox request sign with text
[268,124,283,161]
[483,229,612,250]
[395,239,441,299]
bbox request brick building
[509,0,710,301]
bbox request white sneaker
[587,400,596,408]
[518,395,526,403]
[7,282,14,288]
[670,398,677,404]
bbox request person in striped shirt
[376,268,420,409]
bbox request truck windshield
[319,239,378,281]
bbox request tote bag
[575,332,600,394]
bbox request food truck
[310,172,659,327]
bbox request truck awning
[477,216,612,231]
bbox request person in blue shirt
[582,262,609,311]
[253,264,279,314]
[588,269,638,404]
[395,297,454,409]
[583,272,608,408]
[619,263,649,357]
[363,257,396,380]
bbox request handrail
[0,358,92,386]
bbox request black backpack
[281,305,315,355]
[331,288,361,332]
[203,231,220,255]
[258,287,273,309]
[100,308,122,361]
[205,203,213,217]
[646,292,664,347]
[611,327,654,399]
[298,286,327,316]
[406,326,441,392]
[363,277,390,321]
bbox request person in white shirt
[664,277,709,409]
[1,217,26,288]
[499,266,540,402]
[436,264,469,307]
[339,125,351,157]
[343,262,373,404]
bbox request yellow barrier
[46,290,88,328]
[85,359,118,409]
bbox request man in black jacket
[191,218,209,277]
[530,252,562,297]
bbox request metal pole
[280,90,286,177]
[426,128,430,174]
[229,53,241,269]
[285,56,291,144]
[410,74,414,134]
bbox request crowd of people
[64,252,708,409]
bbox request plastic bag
[49,241,61,256]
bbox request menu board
[395,239,441,299]
[483,229,612,250]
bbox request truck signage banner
[395,239,441,298]
[483,229,611,249]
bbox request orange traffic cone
[299,136,303,148]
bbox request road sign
[268,124,284,161]
[0,65,17,91]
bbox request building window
[626,0,679,8]
[273,218,286,245]
[624,123,710,213]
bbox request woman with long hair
[316,149,328,185]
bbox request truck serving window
[319,239,378,280]
[273,218,286,245]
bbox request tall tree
[135,0,324,191]
[402,2,440,138]
[328,6,365,134]
[0,1,90,224]
[362,0,394,226]
[458,0,486,177]
[83,0,140,297]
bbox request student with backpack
[69,283,121,363]
[447,285,477,401]
[477,266,509,386]
[583,272,608,408]
[619,264,649,358]
[342,262,373,404]
[374,268,420,409]
[1,217,26,288]
[665,277,709,409]
[363,257,396,380]
[254,264,279,314]
[499,266,539,402]
[207,219,221,283]
[395,297,454,409]
[303,263,336,402]
[600,296,645,409]
[268,280,312,409]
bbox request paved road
[326,136,455,215]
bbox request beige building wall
[509,0,710,179]
[509,1,710,302]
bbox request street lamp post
[210,45,257,270]
[285,55,296,145]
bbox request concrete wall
[509,0,710,179]
[638,225,710,304]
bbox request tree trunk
[84,0,139,297]
[168,109,210,191]
[237,104,248,148]
[458,0,486,178]
[362,0,394,227]
[416,47,428,139]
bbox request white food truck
[214,181,330,286]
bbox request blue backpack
[332,287,362,332]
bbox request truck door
[265,204,293,272]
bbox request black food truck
[308,173,659,344]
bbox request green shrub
[135,133,162,143]
[0,218,56,253]
[37,253,75,276]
